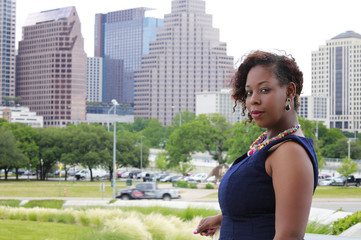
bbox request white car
[188,173,208,183]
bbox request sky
[16,0,361,96]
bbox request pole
[179,111,182,127]
[113,104,117,199]
[140,136,143,170]
[348,139,351,160]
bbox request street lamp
[348,139,351,160]
[111,99,119,199]
[172,105,182,127]
[140,136,144,170]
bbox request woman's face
[245,65,288,129]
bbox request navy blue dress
[218,135,319,240]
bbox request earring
[285,98,291,112]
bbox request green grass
[22,199,65,209]
[117,206,221,221]
[0,181,127,198]
[0,219,124,240]
[313,186,361,198]
[0,199,21,207]
[306,221,332,234]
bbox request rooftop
[332,30,361,40]
[24,6,74,26]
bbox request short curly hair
[231,50,303,122]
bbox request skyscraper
[16,6,87,127]
[94,7,163,105]
[312,30,361,132]
[134,0,234,125]
[87,57,103,103]
[0,0,16,105]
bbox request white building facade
[299,95,329,127]
[196,88,243,124]
[87,57,103,103]
[312,30,361,132]
[0,106,43,127]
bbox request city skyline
[16,0,361,97]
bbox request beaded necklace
[247,124,301,156]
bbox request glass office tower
[0,0,16,105]
[94,8,163,105]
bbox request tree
[173,110,195,127]
[336,157,358,186]
[155,151,169,172]
[0,127,26,180]
[141,118,164,148]
[34,127,63,180]
[226,121,264,163]
[174,162,195,176]
[6,123,39,180]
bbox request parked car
[128,170,141,179]
[143,173,156,182]
[330,176,347,186]
[318,177,334,186]
[188,173,208,183]
[157,174,168,182]
[75,169,107,180]
[116,182,180,201]
[329,175,361,186]
[159,175,172,182]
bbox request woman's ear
[286,82,296,99]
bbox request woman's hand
[194,214,222,236]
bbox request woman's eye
[260,88,270,93]
[246,91,253,96]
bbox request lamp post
[348,139,351,160]
[172,105,182,127]
[111,99,119,199]
[140,136,144,170]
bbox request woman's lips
[251,111,264,119]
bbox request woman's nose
[250,92,261,105]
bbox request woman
[194,51,318,240]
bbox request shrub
[306,221,332,234]
[22,200,64,209]
[176,181,189,188]
[205,183,214,189]
[189,184,197,189]
[332,211,361,235]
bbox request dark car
[157,174,168,182]
[128,170,141,178]
[143,173,156,182]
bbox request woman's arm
[195,214,223,236]
[266,141,314,240]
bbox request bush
[189,184,197,189]
[176,181,188,188]
[205,184,214,189]
[22,200,64,209]
[306,221,332,234]
[332,211,361,235]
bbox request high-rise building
[16,7,87,127]
[298,95,328,127]
[312,30,361,132]
[87,57,103,102]
[0,0,16,105]
[134,0,234,125]
[94,7,163,105]
[196,89,243,125]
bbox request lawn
[0,219,101,240]
[0,181,127,198]
[313,186,361,198]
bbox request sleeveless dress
[218,135,319,240]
